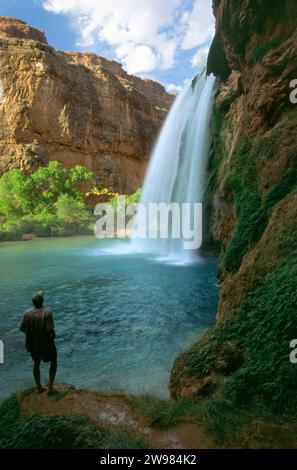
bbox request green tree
[0,162,95,239]
[0,161,94,218]
[55,194,91,226]
[0,169,27,217]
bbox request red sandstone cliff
[0,17,173,193]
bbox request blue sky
[0,0,215,91]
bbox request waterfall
[131,71,217,263]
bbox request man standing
[19,291,57,395]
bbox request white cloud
[181,0,215,50]
[166,77,193,93]
[116,44,158,74]
[42,0,182,73]
[191,46,209,68]
[42,0,215,75]
[166,83,182,93]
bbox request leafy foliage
[125,187,142,204]
[0,163,143,240]
[0,161,92,216]
[55,194,91,226]
[0,162,95,240]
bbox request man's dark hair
[32,295,44,309]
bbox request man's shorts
[30,342,57,363]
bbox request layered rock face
[171,0,297,409]
[0,17,173,193]
[0,17,48,44]
[206,0,297,317]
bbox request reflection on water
[0,237,219,401]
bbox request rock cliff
[0,17,48,44]
[171,0,297,417]
[0,17,173,193]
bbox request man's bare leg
[48,359,57,395]
[33,360,45,393]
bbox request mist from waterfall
[131,71,217,264]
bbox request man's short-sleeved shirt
[19,308,55,353]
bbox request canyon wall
[0,17,173,193]
[171,0,297,414]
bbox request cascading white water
[132,71,217,263]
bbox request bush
[0,162,143,240]
[0,162,95,239]
[55,194,92,226]
[0,162,93,219]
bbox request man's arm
[46,311,56,339]
[18,313,27,333]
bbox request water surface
[0,237,218,401]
